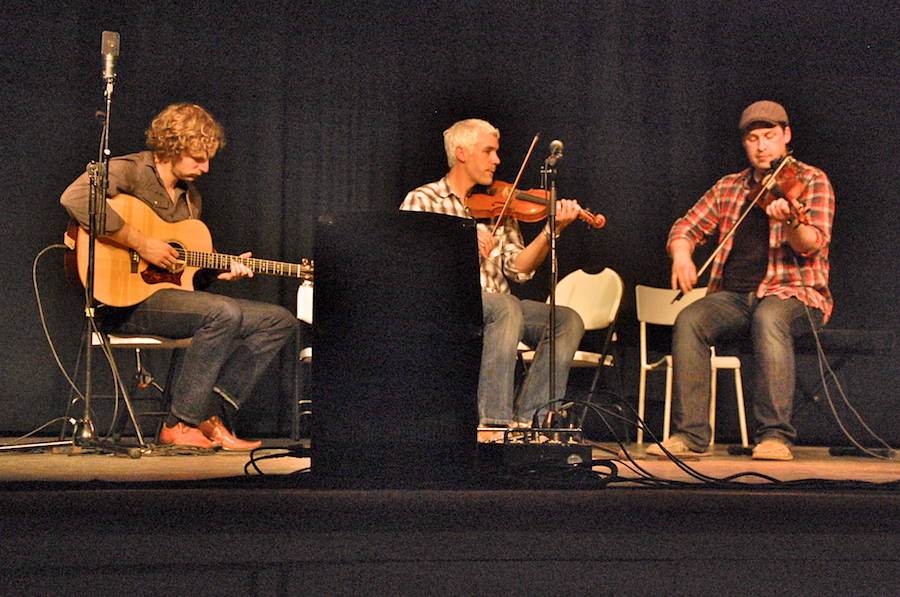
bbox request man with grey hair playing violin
[646,100,835,461]
[400,118,590,439]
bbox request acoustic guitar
[65,194,313,307]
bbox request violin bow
[490,133,541,236]
[672,153,796,303]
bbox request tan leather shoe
[159,422,217,449]
[198,416,262,451]
[751,438,793,461]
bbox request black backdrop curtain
[3,0,900,440]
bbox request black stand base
[0,437,143,459]
[726,445,753,456]
[828,446,898,459]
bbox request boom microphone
[548,140,564,166]
[101,31,119,81]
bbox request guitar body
[69,195,214,307]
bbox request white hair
[442,119,500,168]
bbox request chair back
[296,280,314,324]
[635,285,707,327]
[555,268,624,331]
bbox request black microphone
[101,31,120,81]
[548,140,564,166]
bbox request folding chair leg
[106,348,149,447]
[662,365,673,441]
[710,367,718,446]
[292,360,312,442]
[710,364,749,449]
[735,369,749,448]
[637,371,648,445]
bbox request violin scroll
[582,209,606,229]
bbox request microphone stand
[539,152,559,427]
[5,32,142,456]
[73,74,110,447]
[71,34,144,457]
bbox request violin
[466,180,607,229]
[671,154,809,304]
[749,154,809,223]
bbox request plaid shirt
[400,177,533,293]
[667,160,834,322]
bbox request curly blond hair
[145,103,225,162]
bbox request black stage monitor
[311,210,482,488]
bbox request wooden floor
[0,437,307,485]
[1,435,898,488]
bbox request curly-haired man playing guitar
[62,103,298,450]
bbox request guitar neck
[185,251,313,279]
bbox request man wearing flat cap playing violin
[646,100,835,461]
[401,118,596,439]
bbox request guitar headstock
[300,258,314,281]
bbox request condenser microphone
[548,140,564,166]
[101,31,120,81]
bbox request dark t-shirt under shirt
[721,203,770,293]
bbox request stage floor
[1,436,898,489]
[4,436,900,596]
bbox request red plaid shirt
[667,160,834,322]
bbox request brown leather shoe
[159,422,217,449]
[198,416,262,451]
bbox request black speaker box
[311,211,483,488]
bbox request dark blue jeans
[671,291,824,449]
[106,288,298,425]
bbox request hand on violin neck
[763,196,804,229]
[764,198,791,221]
[554,199,582,229]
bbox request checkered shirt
[400,177,533,293]
[667,161,835,322]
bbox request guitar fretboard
[184,251,313,279]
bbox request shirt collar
[438,176,458,200]
[742,167,756,186]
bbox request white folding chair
[635,285,748,447]
[521,268,624,367]
[520,268,625,427]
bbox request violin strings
[490,133,540,236]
